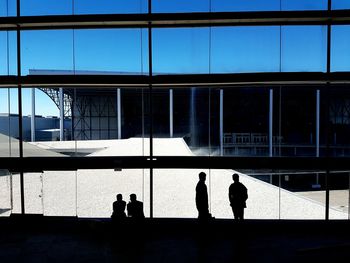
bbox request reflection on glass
[273,87,317,157]
[21,30,74,76]
[211,26,280,73]
[331,26,350,72]
[0,31,17,76]
[74,29,148,75]
[152,0,209,13]
[20,0,72,16]
[74,0,147,14]
[0,88,19,157]
[153,28,209,74]
[77,169,149,218]
[281,26,327,72]
[332,0,350,10]
[329,171,350,219]
[0,169,12,217]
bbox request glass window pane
[327,86,350,157]
[282,0,327,10]
[279,171,326,219]
[215,87,269,156]
[20,0,73,16]
[0,170,12,216]
[21,30,73,76]
[77,169,149,218]
[23,172,43,214]
[153,28,209,74]
[331,26,350,72]
[43,171,76,216]
[152,0,209,13]
[0,31,17,76]
[332,0,350,10]
[273,87,318,157]
[0,0,16,16]
[74,29,148,75]
[74,0,147,14]
[212,0,280,12]
[211,26,280,73]
[154,169,210,218]
[153,87,211,156]
[0,87,19,157]
[329,171,350,219]
[281,26,327,72]
[22,87,149,157]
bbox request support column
[169,89,173,138]
[220,89,224,156]
[269,89,273,157]
[59,88,64,141]
[117,88,121,139]
[316,89,320,157]
[31,88,35,142]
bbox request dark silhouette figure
[196,172,212,220]
[127,193,145,219]
[229,173,248,220]
[111,193,126,220]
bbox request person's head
[199,172,206,182]
[130,193,137,202]
[232,173,239,182]
[117,194,122,201]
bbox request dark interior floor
[1,215,350,263]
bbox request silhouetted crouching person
[111,194,126,221]
[229,173,248,220]
[127,194,145,220]
[196,172,213,220]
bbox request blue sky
[1,1,350,117]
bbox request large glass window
[332,0,350,10]
[0,87,19,157]
[0,169,12,217]
[21,30,74,76]
[74,29,148,75]
[0,31,17,76]
[20,0,73,16]
[273,87,318,157]
[0,0,16,17]
[153,28,209,74]
[211,26,280,73]
[74,0,147,15]
[281,26,327,72]
[331,26,350,72]
[152,0,209,13]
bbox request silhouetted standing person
[127,193,145,219]
[229,173,248,220]
[196,172,212,220]
[112,193,126,220]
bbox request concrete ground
[299,190,350,215]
